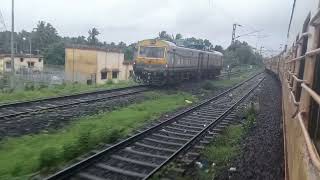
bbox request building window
[112,71,118,79]
[39,58,42,62]
[5,62,11,69]
[20,58,24,62]
[101,71,107,80]
[27,62,35,68]
[129,70,133,77]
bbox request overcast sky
[0,0,293,56]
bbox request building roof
[65,44,123,54]
[0,54,44,58]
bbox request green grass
[201,68,262,90]
[195,103,258,179]
[0,80,137,104]
[0,91,197,180]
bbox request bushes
[39,147,61,170]
[202,81,215,90]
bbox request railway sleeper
[152,133,190,141]
[95,163,147,179]
[177,120,208,128]
[159,129,194,138]
[165,126,200,134]
[112,154,159,168]
[171,123,204,131]
[134,142,176,153]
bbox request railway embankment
[228,73,284,180]
[185,73,284,180]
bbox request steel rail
[0,85,149,119]
[45,72,264,180]
[0,85,147,108]
[144,76,265,179]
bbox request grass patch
[195,103,257,179]
[201,68,262,91]
[0,80,137,104]
[0,91,197,180]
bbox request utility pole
[10,0,15,87]
[260,46,264,55]
[231,23,242,45]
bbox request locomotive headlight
[165,64,168,68]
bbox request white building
[0,54,44,73]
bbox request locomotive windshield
[139,46,165,58]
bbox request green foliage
[106,80,113,85]
[87,28,100,45]
[224,40,263,67]
[43,41,65,65]
[157,31,214,51]
[0,92,197,179]
[196,101,258,180]
[202,81,215,90]
[39,147,61,169]
[214,45,224,53]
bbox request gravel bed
[219,73,284,180]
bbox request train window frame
[295,14,311,101]
[308,25,320,153]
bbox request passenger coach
[133,39,223,85]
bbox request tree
[214,45,224,53]
[224,40,263,66]
[158,31,174,42]
[43,42,65,65]
[87,28,100,45]
[175,33,183,40]
[32,21,61,53]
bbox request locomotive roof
[162,40,223,57]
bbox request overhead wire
[0,8,7,31]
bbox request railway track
[0,85,149,119]
[45,72,265,180]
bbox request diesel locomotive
[133,39,223,85]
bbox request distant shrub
[107,80,113,85]
[78,130,92,152]
[202,81,215,90]
[24,83,35,91]
[62,141,81,161]
[106,129,123,143]
[38,84,49,90]
[39,147,61,169]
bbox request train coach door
[197,53,204,79]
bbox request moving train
[264,0,320,179]
[133,39,223,85]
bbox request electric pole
[10,0,15,87]
[231,23,242,45]
[260,46,264,55]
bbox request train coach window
[309,54,320,152]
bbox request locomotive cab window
[139,46,165,58]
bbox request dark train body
[133,39,223,85]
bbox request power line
[0,9,7,31]
[287,0,296,38]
